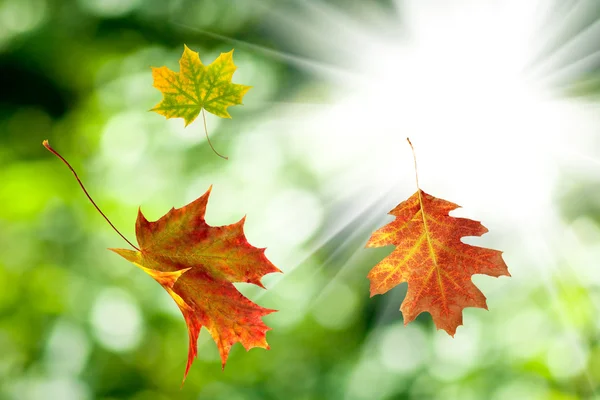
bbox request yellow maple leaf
[152,45,251,123]
[151,45,251,159]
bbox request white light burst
[262,0,600,272]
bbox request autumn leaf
[151,45,251,159]
[151,45,251,123]
[43,140,279,384]
[366,139,510,335]
[110,186,281,382]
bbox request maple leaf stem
[202,108,228,160]
[406,137,420,189]
[42,140,141,252]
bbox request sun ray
[252,180,397,302]
[535,49,600,89]
[169,21,362,85]
[527,1,600,83]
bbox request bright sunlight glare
[305,0,561,227]
[264,0,599,260]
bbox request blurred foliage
[1,0,600,400]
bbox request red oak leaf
[366,139,510,335]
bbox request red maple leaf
[110,186,281,381]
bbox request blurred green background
[1,0,600,399]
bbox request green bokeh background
[1,1,600,399]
